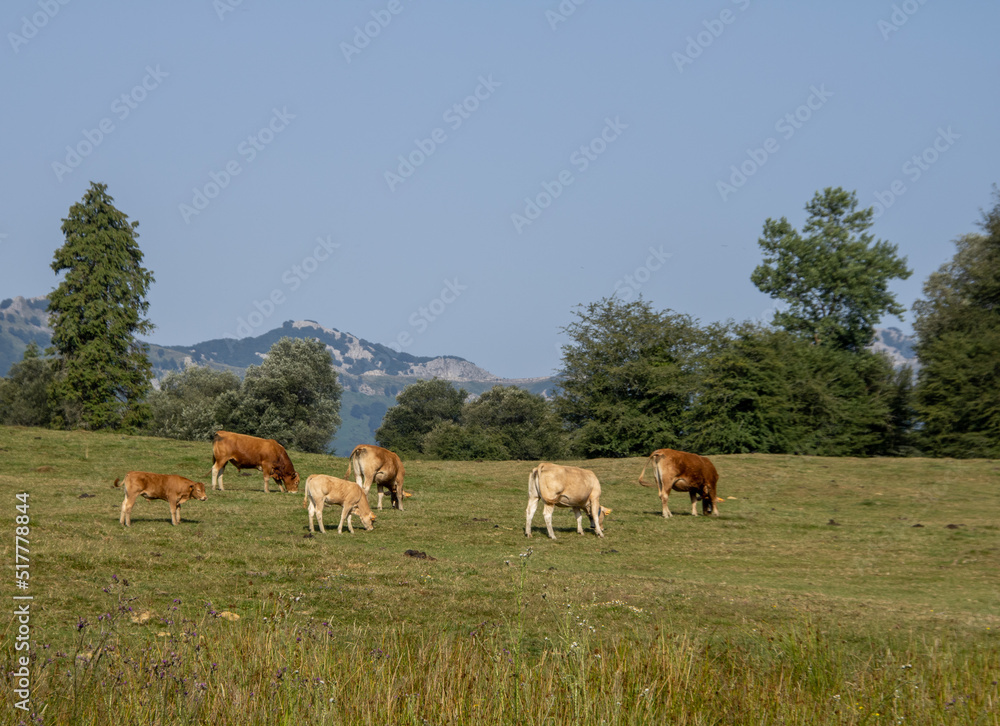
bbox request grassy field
[1,426,998,724]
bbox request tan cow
[345,444,407,511]
[303,474,376,534]
[638,448,722,518]
[114,471,208,527]
[211,430,299,493]
[525,462,611,539]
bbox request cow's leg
[338,505,350,534]
[660,488,672,518]
[525,495,539,537]
[357,461,373,496]
[376,483,385,511]
[307,498,317,533]
[212,461,225,491]
[543,504,558,540]
[170,500,180,526]
[315,499,327,534]
[591,497,605,537]
[690,491,699,517]
[120,493,134,526]
[573,508,585,535]
[392,480,403,511]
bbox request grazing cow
[525,462,611,539]
[303,474,376,534]
[638,448,722,518]
[211,431,299,493]
[345,444,407,511]
[114,472,207,527]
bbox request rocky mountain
[0,297,554,454]
[150,319,556,455]
[1,293,919,453]
[869,327,919,370]
[0,296,52,376]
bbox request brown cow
[525,462,611,539]
[638,448,722,518]
[114,471,207,527]
[303,474,376,534]
[211,431,299,493]
[345,444,407,511]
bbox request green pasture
[1,426,997,724]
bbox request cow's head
[191,481,208,501]
[283,471,300,493]
[355,507,376,531]
[701,485,717,516]
[598,505,612,528]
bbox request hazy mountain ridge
[870,327,919,370]
[0,294,917,453]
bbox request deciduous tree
[555,297,703,457]
[751,187,912,351]
[215,337,342,453]
[913,187,1000,457]
[0,342,56,427]
[375,378,466,455]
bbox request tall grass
[6,579,997,725]
[2,428,998,724]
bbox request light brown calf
[525,462,611,539]
[303,474,376,534]
[346,444,407,510]
[114,471,208,527]
[638,448,722,518]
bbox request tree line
[1,182,997,459]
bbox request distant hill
[0,297,555,455]
[1,293,918,452]
[149,319,557,455]
[0,296,52,376]
[869,327,919,370]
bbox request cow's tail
[528,465,541,498]
[113,477,122,488]
[638,455,658,487]
[302,476,311,509]
[345,445,363,478]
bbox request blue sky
[2,1,997,378]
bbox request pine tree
[47,182,155,429]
